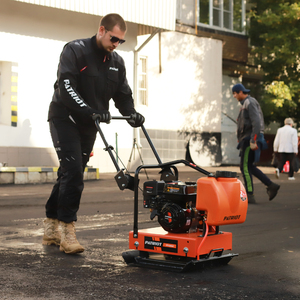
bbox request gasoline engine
[143,180,201,233]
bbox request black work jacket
[48,35,135,127]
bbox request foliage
[248,0,300,125]
[260,81,297,125]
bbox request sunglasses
[105,28,125,45]
[110,35,126,45]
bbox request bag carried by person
[254,133,268,163]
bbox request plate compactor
[95,116,248,272]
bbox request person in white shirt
[273,118,298,180]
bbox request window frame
[198,0,245,34]
[137,55,148,106]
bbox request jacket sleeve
[247,100,262,143]
[273,129,280,152]
[292,129,298,154]
[112,59,136,116]
[56,44,95,116]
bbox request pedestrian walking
[43,13,145,254]
[232,83,280,204]
[273,118,298,180]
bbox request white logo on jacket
[63,79,87,107]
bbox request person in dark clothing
[232,83,280,204]
[42,13,145,254]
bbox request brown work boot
[59,221,84,254]
[42,218,61,246]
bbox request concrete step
[0,167,99,184]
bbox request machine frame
[95,117,247,272]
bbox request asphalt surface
[0,165,299,299]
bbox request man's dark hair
[100,13,127,32]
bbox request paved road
[0,166,299,299]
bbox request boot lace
[45,219,59,237]
[63,222,78,245]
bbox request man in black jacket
[43,13,145,254]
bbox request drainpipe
[133,28,162,143]
[195,0,198,35]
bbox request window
[200,0,209,25]
[233,0,242,32]
[137,56,148,106]
[199,0,244,33]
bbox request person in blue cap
[232,83,280,203]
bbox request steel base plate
[122,250,238,272]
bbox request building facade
[138,0,254,167]
[0,0,266,172]
[0,0,176,172]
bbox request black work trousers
[239,139,272,195]
[46,117,97,223]
[277,152,295,177]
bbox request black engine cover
[158,203,192,233]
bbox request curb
[0,167,99,184]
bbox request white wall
[0,61,13,126]
[221,75,240,164]
[0,0,140,171]
[134,31,223,167]
[176,0,195,27]
[13,0,177,31]
[137,31,223,134]
[0,31,138,171]
[0,32,64,147]
[0,0,237,171]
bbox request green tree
[248,0,300,125]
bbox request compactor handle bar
[95,115,163,165]
[95,116,213,237]
[94,118,121,172]
[95,115,211,176]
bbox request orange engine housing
[196,176,248,226]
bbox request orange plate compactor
[95,117,248,272]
